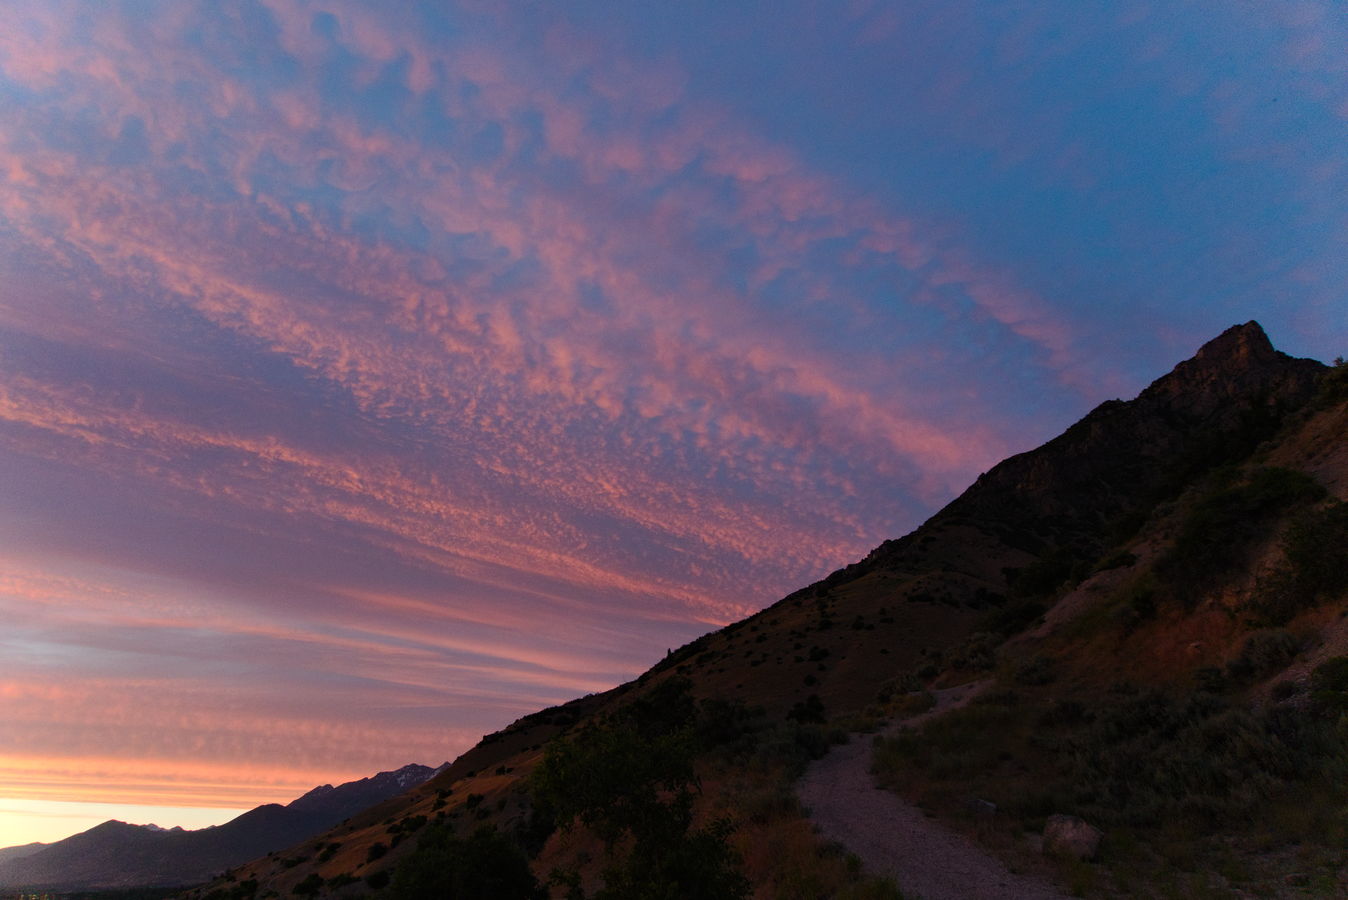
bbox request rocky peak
[863,322,1327,580]
[1192,321,1276,365]
[1138,320,1322,421]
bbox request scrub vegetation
[182,330,1345,900]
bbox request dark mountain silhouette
[859,321,1323,595]
[170,322,1348,897]
[0,763,445,890]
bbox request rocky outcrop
[1042,814,1102,860]
[861,321,1325,585]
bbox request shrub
[1313,356,1348,406]
[1282,501,1348,601]
[290,874,323,896]
[946,632,1000,671]
[388,825,543,899]
[530,677,751,899]
[787,694,826,724]
[1068,690,1309,826]
[1158,467,1325,604]
[1271,680,1301,701]
[1037,699,1091,728]
[698,697,763,751]
[1225,630,1301,683]
[1013,655,1056,686]
[979,600,1046,637]
[1312,656,1348,692]
[1094,550,1138,572]
[890,690,936,718]
[754,722,837,776]
[1194,666,1228,693]
[1112,574,1157,632]
[1011,547,1078,598]
[1249,500,1348,624]
[1310,656,1348,713]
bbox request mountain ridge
[0,762,447,891]
[170,322,1348,897]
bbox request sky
[0,0,1344,847]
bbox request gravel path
[796,683,1069,900]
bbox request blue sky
[0,0,1343,843]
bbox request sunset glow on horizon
[2,1,1345,844]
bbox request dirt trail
[796,682,1069,900]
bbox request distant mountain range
[0,762,446,891]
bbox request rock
[1042,814,1102,860]
[967,798,998,817]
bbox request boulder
[966,798,998,818]
[1042,814,1102,860]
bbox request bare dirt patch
[796,682,1068,900]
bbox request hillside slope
[865,362,1348,896]
[184,322,1344,899]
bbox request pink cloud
[0,0,1113,815]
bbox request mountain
[187,322,1348,898]
[0,842,44,866]
[0,763,445,891]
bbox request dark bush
[1094,550,1138,572]
[754,722,834,776]
[1113,575,1157,632]
[1313,356,1348,406]
[1282,501,1348,601]
[1271,680,1301,701]
[1037,699,1090,728]
[291,873,323,896]
[979,600,1046,637]
[1194,666,1228,693]
[530,677,750,899]
[387,825,543,899]
[1011,547,1078,598]
[947,632,999,671]
[697,697,763,751]
[1226,629,1301,683]
[1310,656,1348,713]
[1158,467,1325,604]
[787,694,826,724]
[1068,689,1311,826]
[1249,500,1348,624]
[1013,655,1056,686]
